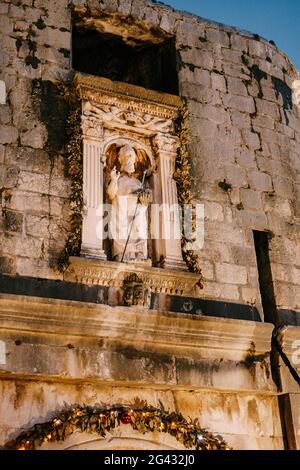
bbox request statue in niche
[106,143,152,263]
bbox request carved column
[155,135,187,271]
[81,116,106,259]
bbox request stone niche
[65,73,201,307]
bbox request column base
[163,257,188,272]
[80,246,107,260]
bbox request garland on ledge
[5,403,231,451]
[56,79,83,273]
[174,104,204,287]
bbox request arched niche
[78,73,186,271]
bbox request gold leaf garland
[174,104,204,287]
[56,79,83,273]
[5,404,232,450]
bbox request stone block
[263,193,293,219]
[205,221,245,246]
[190,103,230,125]
[204,201,224,222]
[255,99,280,119]
[236,211,268,231]
[3,166,20,188]
[20,125,47,149]
[0,3,8,14]
[248,171,273,192]
[274,282,300,310]
[231,246,257,266]
[0,255,15,275]
[230,34,247,51]
[227,76,248,96]
[252,114,275,130]
[240,189,263,211]
[222,94,255,113]
[206,28,230,47]
[236,148,257,169]
[0,144,4,164]
[240,287,260,305]
[271,264,300,285]
[229,188,241,206]
[231,110,252,129]
[272,176,294,199]
[0,125,18,144]
[118,0,134,16]
[201,259,215,281]
[222,48,244,65]
[215,263,248,285]
[223,64,250,80]
[189,117,218,139]
[18,171,71,197]
[225,164,248,187]
[0,104,12,124]
[211,72,226,92]
[248,39,266,58]
[183,49,214,70]
[268,143,281,160]
[25,214,50,238]
[0,233,44,258]
[0,15,13,34]
[5,146,51,175]
[34,26,71,50]
[176,20,206,47]
[15,257,61,280]
[242,130,261,150]
[3,209,23,233]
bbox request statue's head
[118,144,136,175]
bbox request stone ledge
[0,293,272,355]
[0,293,275,392]
[64,256,202,298]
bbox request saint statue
[106,144,152,262]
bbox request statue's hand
[137,188,152,205]
[110,167,120,183]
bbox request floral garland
[56,79,83,273]
[5,403,231,451]
[174,104,204,287]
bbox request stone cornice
[75,73,182,119]
[0,293,273,356]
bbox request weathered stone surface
[222,95,255,113]
[240,189,263,211]
[0,255,15,274]
[3,209,23,233]
[215,263,248,285]
[248,171,273,192]
[0,125,18,144]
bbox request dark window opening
[72,17,179,95]
[253,230,278,325]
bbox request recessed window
[72,14,179,95]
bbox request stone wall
[0,0,300,316]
